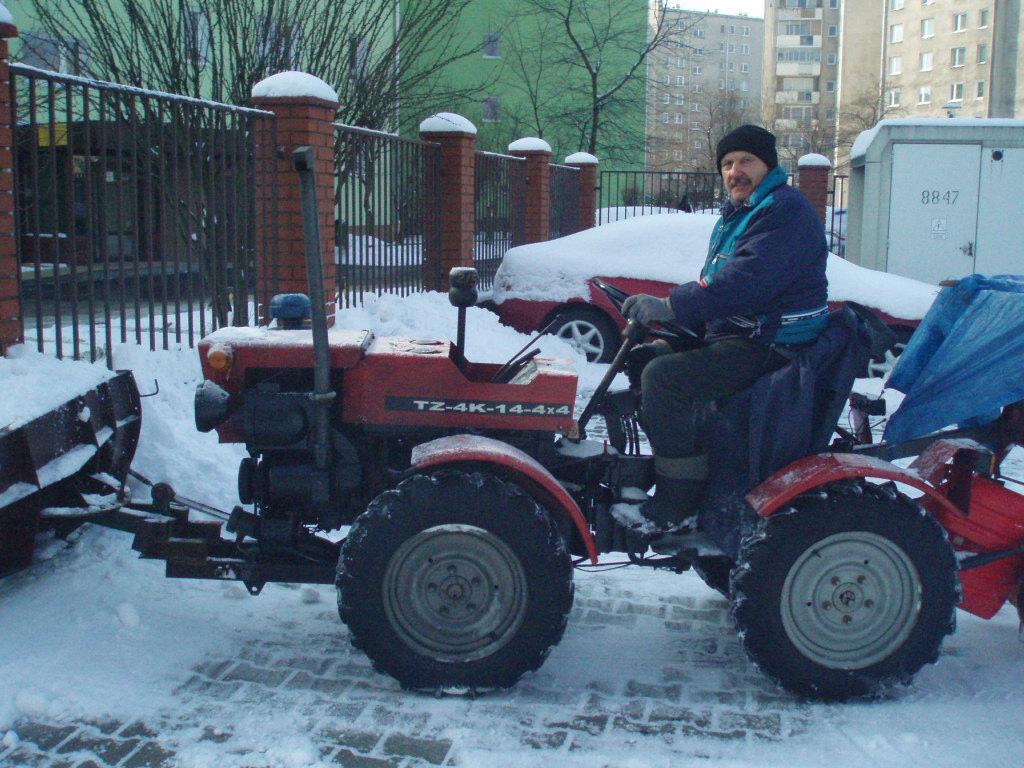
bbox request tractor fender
[746,452,962,519]
[410,434,598,564]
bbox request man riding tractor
[620,124,829,536]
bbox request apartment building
[880,0,1022,119]
[763,0,1023,170]
[761,0,844,168]
[646,9,764,172]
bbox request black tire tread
[337,470,574,690]
[730,480,959,701]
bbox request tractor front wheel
[337,470,573,690]
[730,481,958,700]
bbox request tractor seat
[697,306,872,559]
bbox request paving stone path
[0,571,816,768]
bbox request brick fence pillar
[797,153,831,227]
[0,13,19,355]
[565,152,598,232]
[419,113,477,292]
[251,72,339,321]
[509,138,551,246]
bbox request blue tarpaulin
[884,274,1024,443]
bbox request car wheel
[730,480,958,701]
[551,307,620,363]
[336,470,574,691]
[866,326,914,379]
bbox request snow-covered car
[489,212,939,374]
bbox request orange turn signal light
[206,344,234,373]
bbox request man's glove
[621,294,675,326]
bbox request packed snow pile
[492,212,939,320]
[0,346,116,432]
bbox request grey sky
[667,0,764,18]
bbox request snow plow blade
[0,370,141,575]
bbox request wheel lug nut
[831,576,840,586]
[842,615,852,625]
[822,602,831,610]
[864,599,874,608]
[857,575,866,584]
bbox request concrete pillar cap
[251,71,339,103]
[798,153,831,168]
[419,113,477,135]
[509,137,552,153]
[564,152,598,165]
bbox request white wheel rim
[556,319,604,361]
[867,342,907,378]
[780,531,922,670]
[383,524,527,663]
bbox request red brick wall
[511,150,551,245]
[419,130,476,291]
[0,35,20,354]
[798,164,829,227]
[252,95,338,321]
[568,161,598,232]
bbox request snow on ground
[492,213,939,321]
[1,292,1023,767]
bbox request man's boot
[639,454,708,535]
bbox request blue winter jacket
[667,165,829,344]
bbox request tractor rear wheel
[730,481,958,701]
[337,470,573,690]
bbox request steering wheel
[590,277,703,345]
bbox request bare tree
[24,0,483,128]
[691,87,756,171]
[503,0,675,162]
[833,84,905,173]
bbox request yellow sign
[37,123,69,147]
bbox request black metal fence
[827,174,849,256]
[597,170,724,224]
[10,64,275,365]
[333,123,441,306]
[474,150,523,289]
[549,163,580,241]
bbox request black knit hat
[716,125,778,170]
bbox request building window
[741,44,750,55]
[830,0,839,7]
[728,24,736,34]
[676,75,685,86]
[919,51,933,71]
[921,18,934,38]
[664,74,671,85]
[719,78,725,90]
[889,56,902,75]
[662,93,671,104]
[953,12,968,32]
[977,80,985,99]
[826,80,835,92]
[693,28,705,38]
[18,32,88,74]
[692,103,700,112]
[693,83,703,93]
[741,80,750,92]
[674,113,683,124]
[827,53,837,65]
[922,0,934,4]
[800,35,814,46]
[949,82,964,102]
[694,47,704,56]
[662,113,671,123]
[740,63,750,73]
[183,7,211,65]
[692,65,702,74]
[979,9,989,27]
[482,96,501,122]
[951,47,966,67]
[977,43,988,64]
[890,0,904,9]
[917,85,932,104]
[890,24,904,43]
[742,26,751,36]
[691,120,701,129]
[694,140,702,150]
[482,32,500,58]
[828,25,838,37]
[887,87,901,107]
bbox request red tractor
[159,150,1024,701]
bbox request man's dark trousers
[641,338,773,460]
